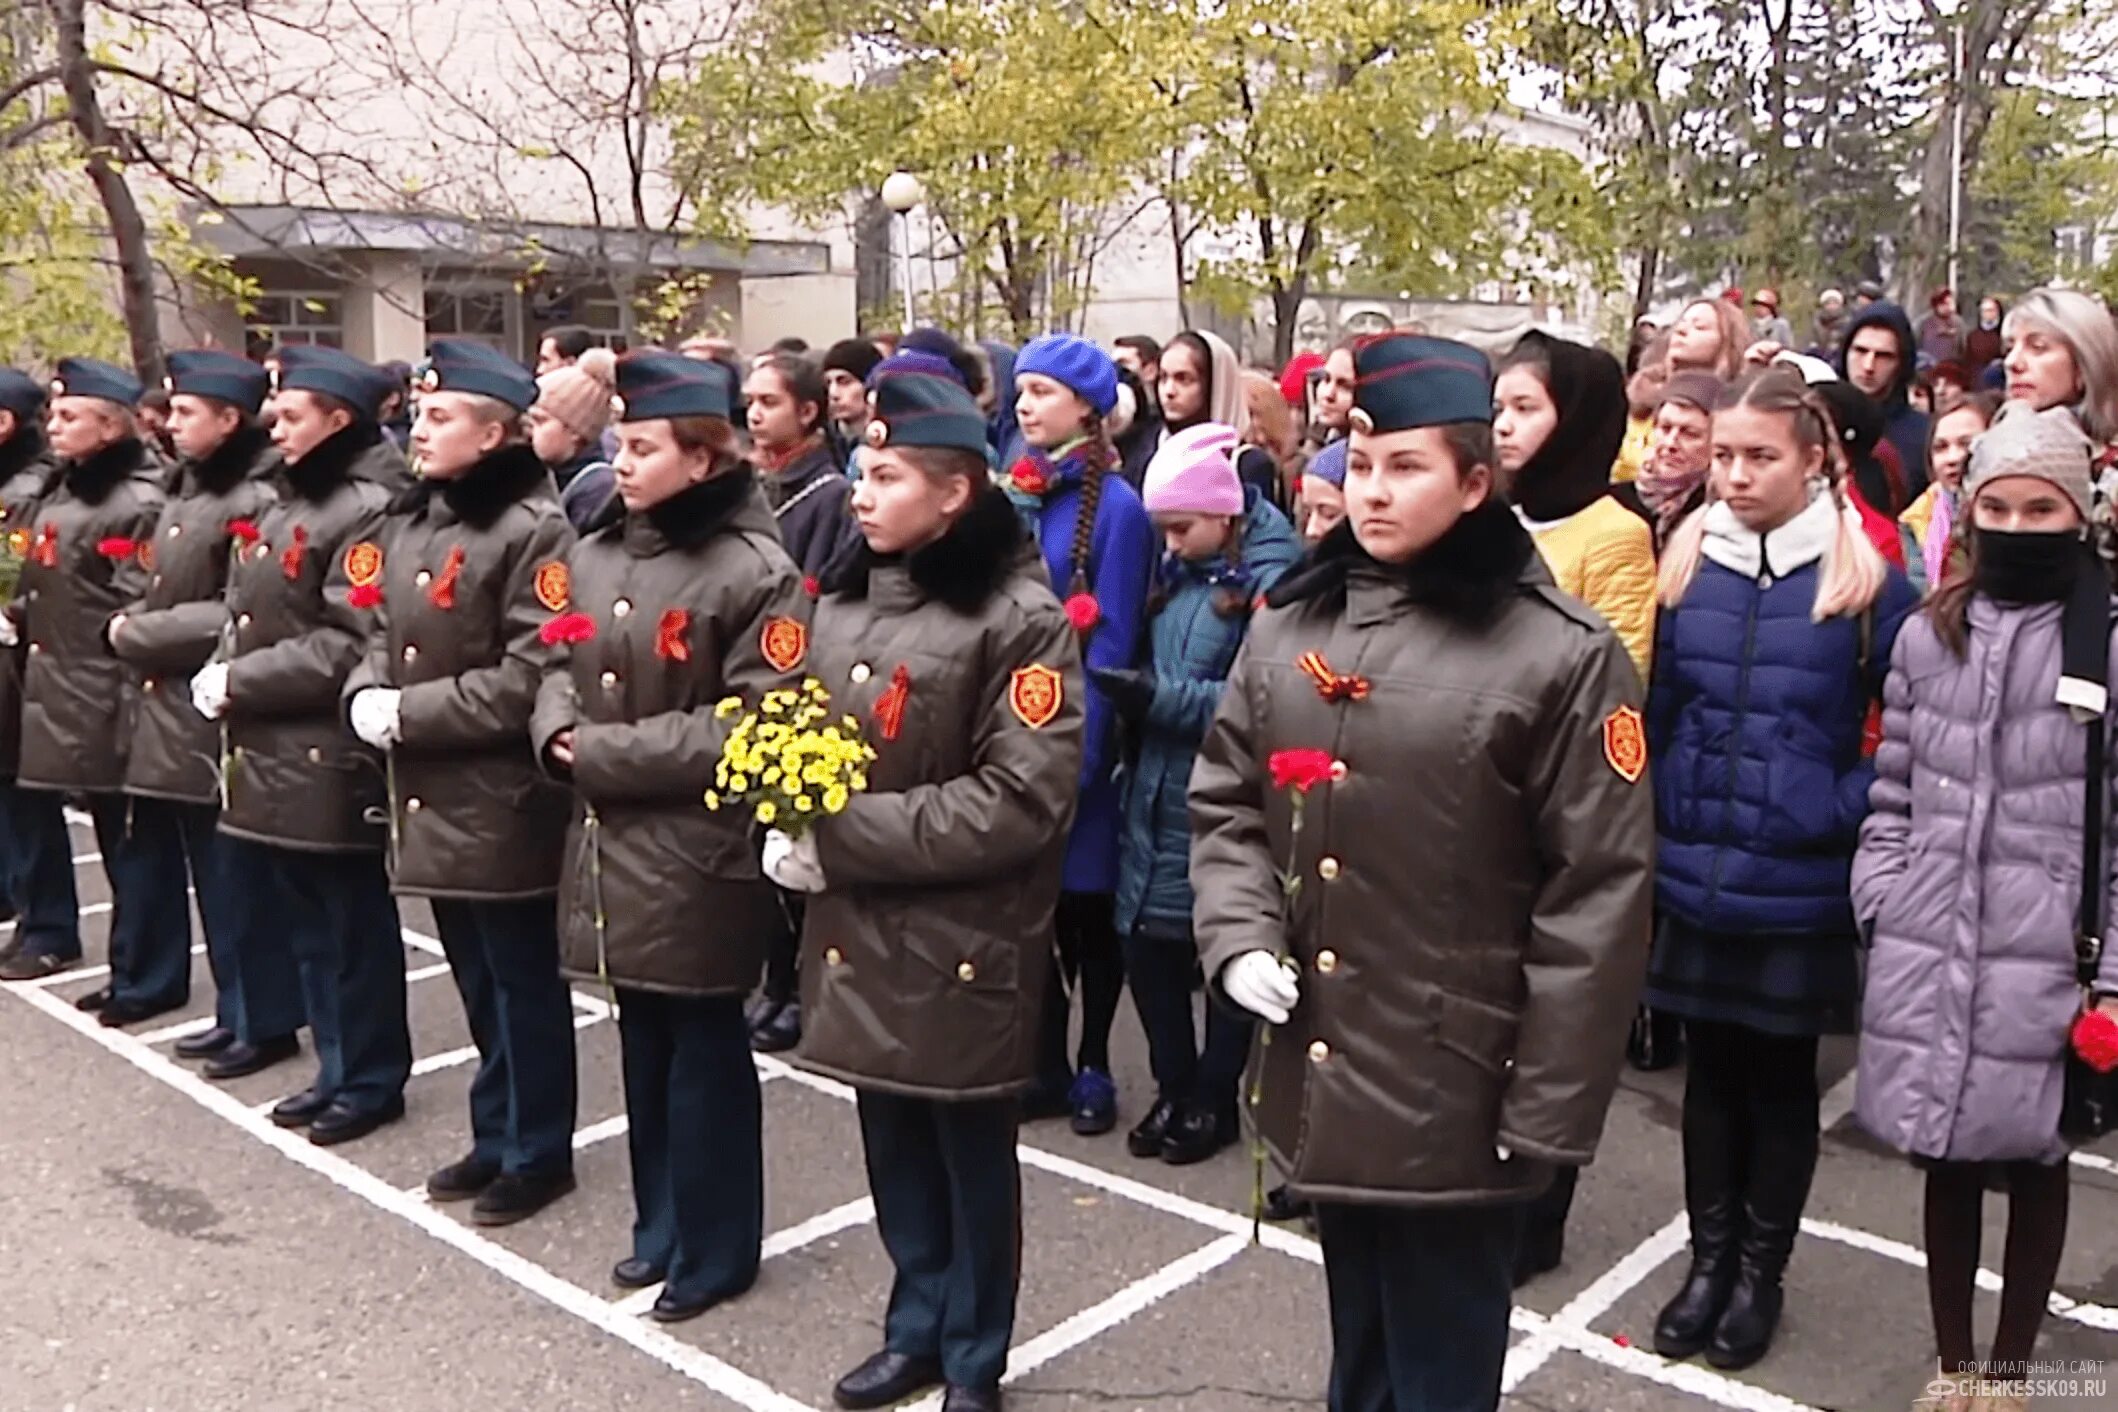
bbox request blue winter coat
[1023,463,1158,893]
[1113,493,1301,937]
[1648,558,1918,935]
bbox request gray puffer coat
[1853,597,2118,1164]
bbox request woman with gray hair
[2002,288,2118,448]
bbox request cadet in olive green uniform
[1191,336,1654,1412]
[0,359,165,995]
[767,366,1084,1412]
[195,345,411,1145]
[529,350,808,1322]
[0,370,60,969]
[344,339,578,1225]
[108,351,295,1069]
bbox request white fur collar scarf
[1700,486,1846,582]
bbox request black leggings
[1035,892,1125,1087]
[1923,1158,2070,1377]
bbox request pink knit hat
[1143,422,1244,517]
[535,347,617,442]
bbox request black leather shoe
[269,1085,333,1127]
[1126,1098,1177,1158]
[611,1257,665,1290]
[307,1096,405,1147]
[832,1350,944,1410]
[750,999,802,1053]
[941,1385,1002,1412]
[99,996,184,1028]
[75,986,111,1012]
[426,1155,500,1203]
[472,1171,577,1226]
[1262,1184,1309,1222]
[1159,1106,1231,1166]
[174,1026,236,1059]
[649,1283,744,1323]
[205,1035,301,1080]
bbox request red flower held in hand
[1063,592,1101,633]
[226,518,260,545]
[1009,459,1049,496]
[347,583,384,609]
[538,612,597,646]
[1268,748,1339,794]
[2073,1008,2118,1074]
[97,536,136,559]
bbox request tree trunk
[1631,245,1662,326]
[1270,274,1305,366]
[53,0,162,381]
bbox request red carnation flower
[226,519,260,544]
[97,536,136,559]
[1010,459,1049,496]
[1063,592,1101,633]
[2072,1008,2118,1075]
[538,612,597,647]
[1267,748,1338,794]
[347,583,383,609]
[803,575,820,598]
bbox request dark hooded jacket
[761,440,856,579]
[1839,303,1930,498]
[0,428,57,778]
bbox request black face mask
[1973,526,2082,604]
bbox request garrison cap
[864,365,988,456]
[420,338,537,413]
[51,356,143,409]
[164,349,269,416]
[613,350,734,422]
[0,369,46,422]
[272,345,393,420]
[1348,334,1492,434]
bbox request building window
[426,288,510,347]
[246,291,343,357]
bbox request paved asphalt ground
[2,812,2115,1412]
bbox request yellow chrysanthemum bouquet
[705,677,876,837]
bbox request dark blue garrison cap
[614,350,735,422]
[271,345,393,421]
[865,366,989,456]
[1348,334,1493,435]
[422,338,537,413]
[51,356,143,408]
[165,349,269,416]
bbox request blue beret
[865,367,988,457]
[421,338,537,413]
[1306,438,1348,489]
[1016,333,1118,416]
[613,350,733,422]
[52,356,142,408]
[0,369,46,422]
[164,349,268,416]
[868,349,965,390]
[271,345,392,420]
[1349,335,1492,434]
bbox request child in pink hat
[1143,422,1246,520]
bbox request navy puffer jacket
[1649,539,1917,936]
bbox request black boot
[1706,1105,1816,1371]
[1126,1097,1177,1158]
[1653,1092,1746,1358]
[1513,1166,1576,1288]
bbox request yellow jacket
[1523,496,1657,681]
[1612,415,1652,484]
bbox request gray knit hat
[1964,401,2096,523]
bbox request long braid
[1066,427,1112,597]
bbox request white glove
[0,613,17,648]
[349,687,403,750]
[762,828,826,893]
[190,661,231,720]
[1221,950,1300,1025]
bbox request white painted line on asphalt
[1537,1315,1824,1411]
[5,976,823,1412]
[136,1014,220,1045]
[410,1010,603,1078]
[1803,1216,2118,1332]
[401,927,446,959]
[2072,1148,2118,1178]
[612,1195,882,1318]
[1,899,114,939]
[572,1113,630,1151]
[72,850,102,865]
[404,962,452,984]
[1502,1211,1692,1392]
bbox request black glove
[1089,666,1155,725]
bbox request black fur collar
[189,422,273,497]
[0,427,47,486]
[282,421,382,503]
[588,464,761,550]
[821,483,1023,613]
[66,437,148,506]
[389,443,552,530]
[1265,498,1536,623]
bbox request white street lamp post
[882,171,925,333]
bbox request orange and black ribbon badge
[136,538,155,573]
[1297,650,1370,704]
[655,608,692,663]
[1008,663,1063,730]
[759,616,807,673]
[1603,704,1647,783]
[872,663,911,742]
[427,544,465,609]
[280,525,310,581]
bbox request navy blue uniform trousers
[1315,1200,1526,1412]
[104,797,248,1017]
[857,1091,1022,1390]
[617,989,761,1306]
[430,897,577,1177]
[214,834,308,1045]
[1,783,87,963]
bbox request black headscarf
[1506,331,1628,524]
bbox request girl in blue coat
[1096,423,1300,1165]
[1645,367,1917,1372]
[1006,334,1157,1134]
